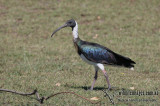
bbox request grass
[0,0,160,105]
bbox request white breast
[80,54,105,71]
[80,54,97,65]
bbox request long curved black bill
[51,24,67,37]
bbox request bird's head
[51,19,76,37]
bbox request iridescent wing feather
[78,41,135,68]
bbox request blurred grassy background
[0,0,160,105]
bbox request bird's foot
[107,85,111,91]
[89,87,93,90]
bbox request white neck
[72,21,78,40]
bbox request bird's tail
[113,53,136,69]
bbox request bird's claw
[108,86,111,91]
[89,88,93,90]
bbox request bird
[51,19,136,90]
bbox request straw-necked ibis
[51,19,136,90]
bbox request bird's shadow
[70,86,105,90]
[64,85,121,91]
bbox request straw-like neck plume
[72,21,78,40]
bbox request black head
[65,19,76,28]
[51,19,76,37]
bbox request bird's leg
[97,64,111,90]
[102,70,111,90]
[90,66,98,90]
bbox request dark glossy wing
[80,43,117,65]
[79,41,135,68]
